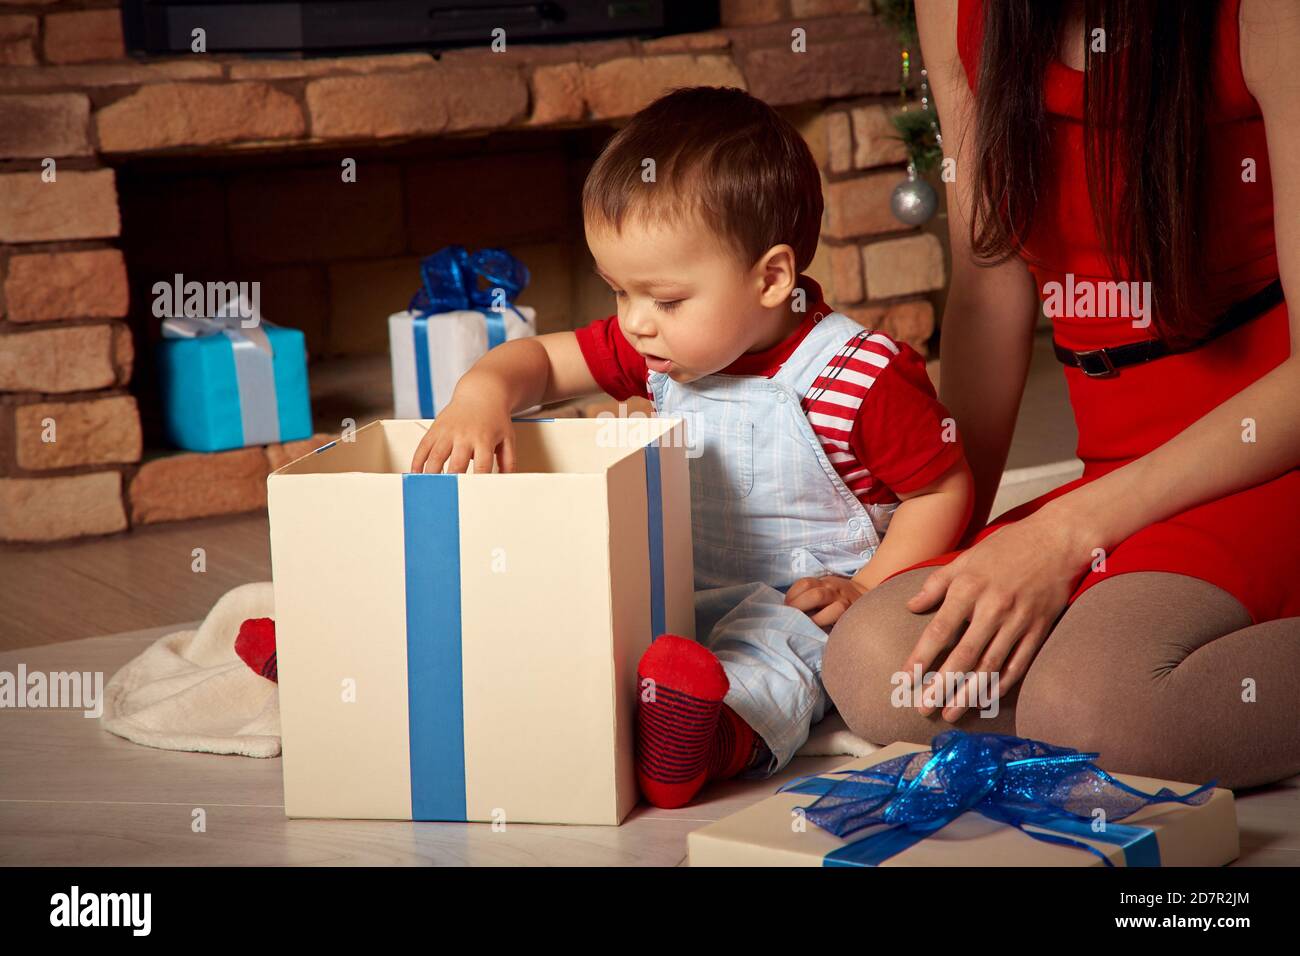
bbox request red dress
[889,0,1297,625]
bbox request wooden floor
[0,624,839,866]
[1,510,273,651]
[1,624,1298,866]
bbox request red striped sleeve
[848,340,965,496]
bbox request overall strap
[799,326,900,451]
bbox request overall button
[775,392,788,403]
[848,518,861,531]
[860,550,871,559]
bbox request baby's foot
[635,635,764,808]
[235,617,278,682]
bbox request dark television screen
[121,0,720,56]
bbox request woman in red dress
[817,0,1300,789]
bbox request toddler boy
[410,86,972,808]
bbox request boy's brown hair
[582,86,823,272]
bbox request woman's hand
[409,389,516,475]
[901,505,1094,722]
[785,574,868,629]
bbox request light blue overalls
[647,311,898,776]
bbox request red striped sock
[235,618,278,683]
[635,635,762,808]
[635,635,725,808]
[708,702,762,780]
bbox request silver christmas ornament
[891,173,937,226]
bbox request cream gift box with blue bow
[266,416,694,825]
[389,246,537,420]
[688,734,1239,866]
[157,292,312,452]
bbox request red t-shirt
[574,280,962,502]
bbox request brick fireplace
[0,0,948,544]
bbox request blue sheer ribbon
[779,730,1217,867]
[408,245,530,417]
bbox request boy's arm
[409,330,601,474]
[783,455,973,627]
[849,455,973,591]
[456,330,603,413]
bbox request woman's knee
[1016,652,1215,784]
[823,569,934,744]
[1014,653,1122,758]
[1014,572,1252,779]
[1016,579,1160,757]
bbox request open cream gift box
[267,417,694,825]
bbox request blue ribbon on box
[394,433,667,821]
[779,730,1217,867]
[161,308,284,447]
[408,245,531,419]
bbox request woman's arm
[1032,0,1300,553]
[916,0,1043,536]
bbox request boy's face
[585,214,774,383]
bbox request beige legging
[822,569,1300,790]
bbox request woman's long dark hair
[969,0,1218,346]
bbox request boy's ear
[755,244,798,308]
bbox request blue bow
[406,246,530,418]
[409,245,529,319]
[780,730,1217,867]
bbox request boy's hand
[409,391,516,475]
[784,574,867,629]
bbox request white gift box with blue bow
[688,739,1238,867]
[389,306,536,419]
[389,246,537,419]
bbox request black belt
[1052,278,1284,378]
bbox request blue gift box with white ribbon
[688,734,1239,866]
[157,299,312,453]
[266,416,695,824]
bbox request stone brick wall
[800,100,944,355]
[0,0,949,543]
